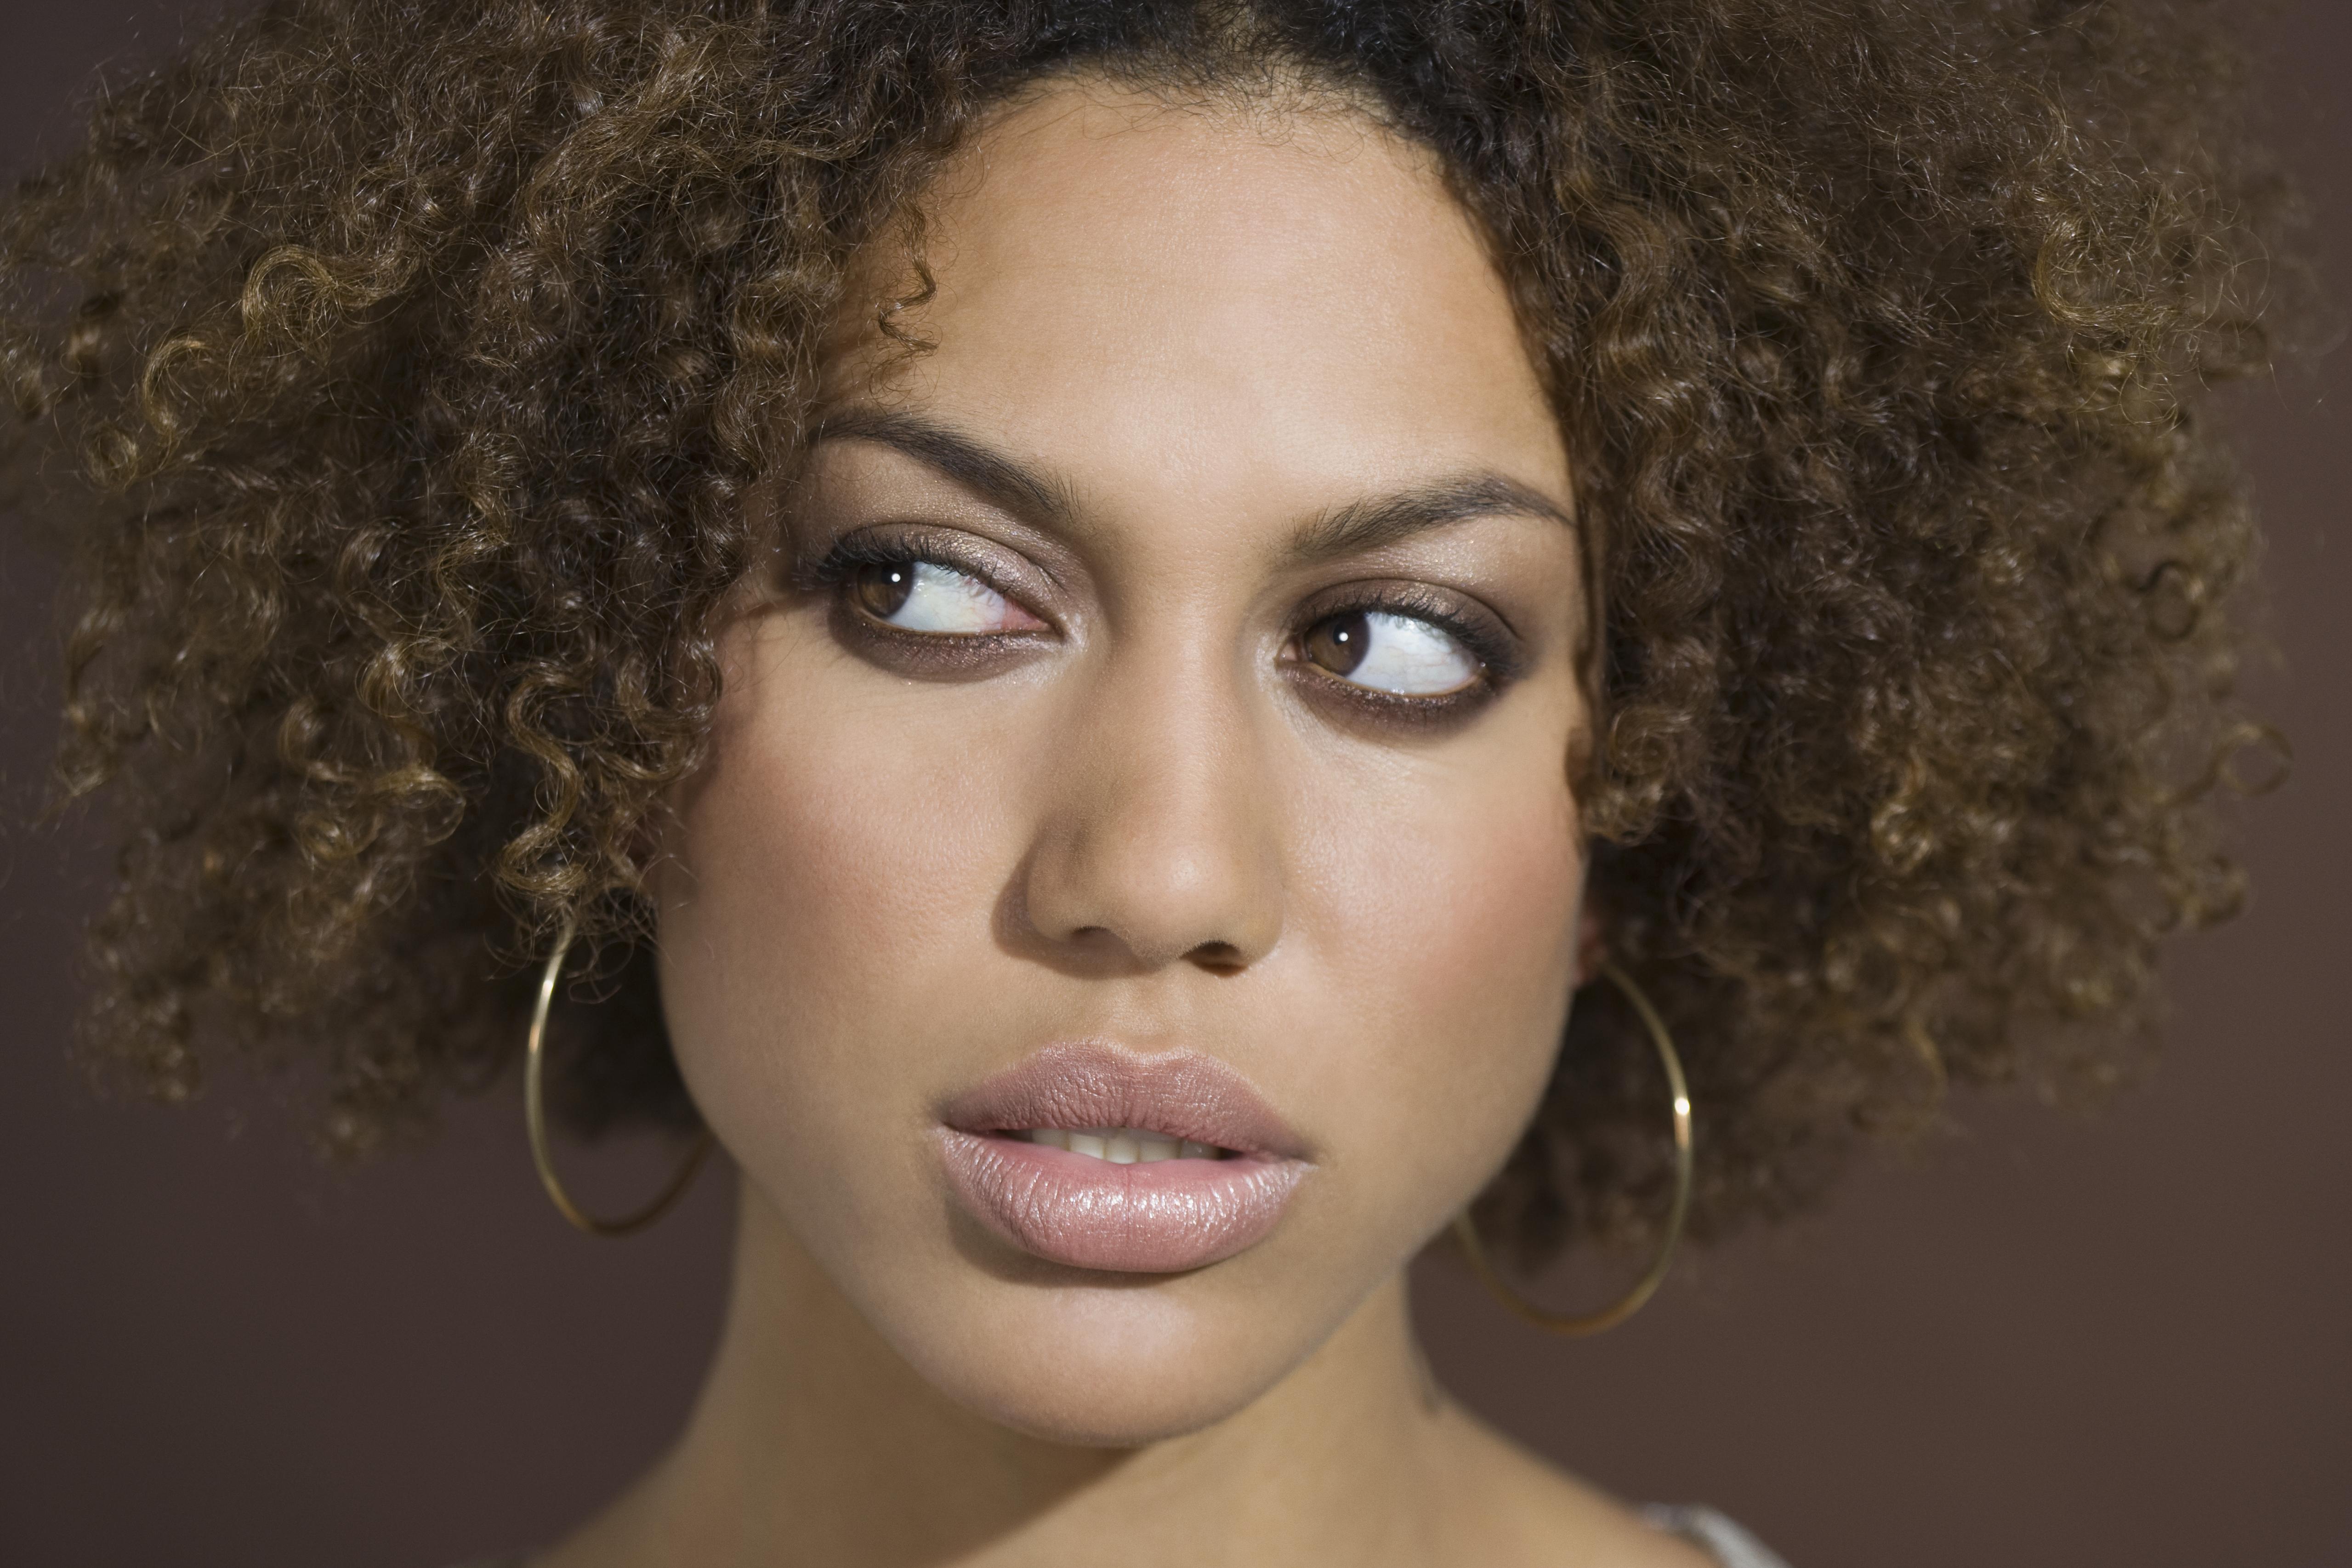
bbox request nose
[1014,646,1284,974]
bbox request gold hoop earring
[525,915,716,1237]
[1452,961,1694,1336]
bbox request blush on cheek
[1283,778,1585,1215]
[658,637,1046,1146]
[1403,836,1582,1077]
[679,642,1018,962]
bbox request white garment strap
[1642,1503,1795,1568]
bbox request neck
[548,1173,1481,1568]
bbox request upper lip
[939,1040,1308,1160]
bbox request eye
[1301,609,1483,697]
[847,559,1044,635]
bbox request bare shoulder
[1427,1401,1721,1568]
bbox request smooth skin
[545,81,1711,1568]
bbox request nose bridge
[1023,629,1282,969]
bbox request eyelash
[807,534,1521,713]
[803,529,1030,608]
[1290,585,1523,697]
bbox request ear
[1572,905,1608,989]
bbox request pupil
[851,561,915,620]
[1306,611,1370,676]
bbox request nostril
[1186,940,1247,974]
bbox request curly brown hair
[0,0,2283,1262]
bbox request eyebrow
[809,407,1573,560]
[810,407,1079,525]
[1284,473,1575,565]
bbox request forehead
[824,80,1569,534]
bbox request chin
[873,1260,1367,1449]
[903,1288,1317,1448]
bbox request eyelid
[800,524,1057,629]
[1293,580,1527,686]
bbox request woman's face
[656,84,1588,1445]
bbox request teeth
[1020,1127,1225,1163]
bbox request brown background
[1,5,2343,1565]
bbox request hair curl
[0,0,2285,1262]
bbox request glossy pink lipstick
[937,1042,1310,1273]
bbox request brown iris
[1302,611,1371,678]
[849,561,917,621]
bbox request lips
[936,1041,1310,1273]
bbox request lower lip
[937,1131,1307,1273]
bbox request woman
[0,3,2280,1564]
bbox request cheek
[652,636,1028,1181]
[1275,742,1585,1239]
[657,615,1585,1290]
